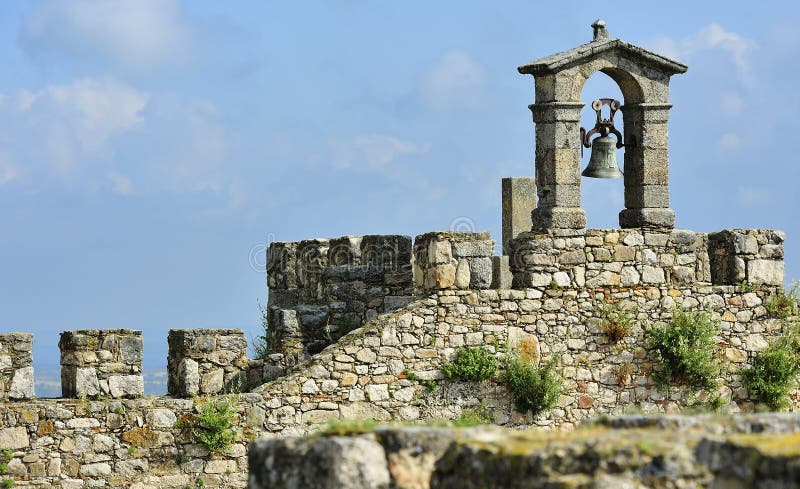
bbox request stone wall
[167,329,250,397]
[510,228,784,289]
[267,234,414,362]
[0,333,34,400]
[248,414,800,489]
[59,329,143,399]
[0,282,796,487]
[412,231,494,292]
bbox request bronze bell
[580,98,625,179]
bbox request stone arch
[572,61,646,104]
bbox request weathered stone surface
[60,329,143,399]
[9,365,34,399]
[502,177,536,255]
[108,375,144,398]
[0,427,29,450]
[248,435,391,489]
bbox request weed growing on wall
[318,418,378,436]
[504,356,562,416]
[647,309,721,390]
[765,283,799,320]
[742,329,800,411]
[599,302,635,344]
[453,404,494,427]
[251,301,270,360]
[441,346,497,382]
[192,397,239,455]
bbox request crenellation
[0,333,34,400]
[167,328,250,397]
[59,329,143,399]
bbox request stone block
[502,177,537,255]
[168,329,249,397]
[531,206,586,231]
[619,207,675,229]
[328,236,363,267]
[491,256,513,289]
[361,235,412,273]
[624,185,670,209]
[8,366,34,400]
[469,257,493,289]
[452,240,494,258]
[267,242,298,290]
[0,333,34,400]
[747,260,784,286]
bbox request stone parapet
[167,328,250,397]
[708,229,785,285]
[412,231,495,292]
[59,329,143,399]
[266,235,414,360]
[0,333,34,400]
[509,228,711,288]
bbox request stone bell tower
[518,20,687,233]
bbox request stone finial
[592,19,609,41]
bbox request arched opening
[579,71,626,229]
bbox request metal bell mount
[580,98,625,179]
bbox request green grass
[441,346,497,382]
[647,309,721,390]
[504,356,562,416]
[453,405,494,427]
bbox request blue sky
[0,1,798,396]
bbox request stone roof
[518,38,688,76]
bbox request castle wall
[59,330,143,399]
[0,333,34,400]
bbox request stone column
[59,329,143,398]
[619,103,675,228]
[167,329,250,397]
[502,177,537,255]
[0,333,34,400]
[529,101,586,233]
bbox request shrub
[742,332,800,411]
[441,346,497,382]
[251,301,270,360]
[647,309,720,390]
[192,397,239,455]
[504,356,562,415]
[600,302,635,344]
[765,284,799,320]
[453,405,494,427]
[613,362,634,387]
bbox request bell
[582,135,624,179]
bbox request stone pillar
[502,177,537,255]
[413,231,494,293]
[0,333,34,400]
[167,329,250,397]
[59,329,143,398]
[619,103,675,228]
[529,101,587,232]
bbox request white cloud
[331,133,431,169]
[647,23,756,87]
[421,51,487,111]
[108,172,133,195]
[20,0,197,75]
[0,78,148,177]
[718,132,741,152]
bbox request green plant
[742,332,800,411]
[600,302,635,344]
[453,405,494,427]
[765,284,799,319]
[127,444,137,455]
[548,279,560,290]
[739,280,756,293]
[251,301,270,360]
[0,450,11,476]
[613,362,634,387]
[195,477,206,487]
[402,369,437,392]
[192,397,239,455]
[647,309,721,390]
[114,405,126,415]
[504,356,563,415]
[2,478,14,489]
[441,346,497,382]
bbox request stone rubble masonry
[501,177,536,255]
[510,227,784,288]
[59,329,143,399]
[708,228,786,286]
[0,333,34,400]
[412,231,495,293]
[0,282,797,487]
[167,328,250,398]
[266,234,414,363]
[249,414,800,489]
